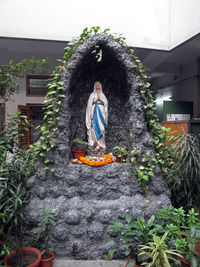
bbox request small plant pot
[114,154,127,163]
[40,251,54,267]
[4,247,42,267]
[72,149,86,159]
[179,256,191,266]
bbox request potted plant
[3,181,42,267]
[29,209,55,267]
[1,113,42,266]
[113,146,128,163]
[175,226,200,266]
[72,138,88,159]
[107,214,164,266]
[139,232,182,266]
[0,208,8,246]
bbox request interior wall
[154,60,199,121]
[2,57,58,121]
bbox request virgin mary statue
[86,81,108,150]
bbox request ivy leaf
[107,248,117,260]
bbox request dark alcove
[69,44,129,152]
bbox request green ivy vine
[0,57,49,101]
[31,26,175,177]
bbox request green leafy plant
[0,207,7,242]
[73,138,88,150]
[0,57,49,101]
[155,206,200,242]
[113,146,128,163]
[167,133,200,208]
[5,182,29,266]
[0,112,35,266]
[175,226,200,267]
[107,214,163,261]
[29,209,55,258]
[130,149,157,197]
[139,232,182,267]
[0,244,10,267]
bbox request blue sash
[93,103,107,140]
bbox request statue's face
[95,82,101,94]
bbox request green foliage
[0,112,28,162]
[0,207,7,237]
[0,57,49,101]
[175,226,200,267]
[29,209,55,257]
[113,146,128,162]
[73,138,88,150]
[73,138,88,146]
[167,132,200,208]
[130,149,157,197]
[107,206,199,264]
[155,206,200,234]
[107,214,163,260]
[0,244,10,267]
[0,113,35,266]
[139,232,182,267]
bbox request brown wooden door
[18,105,31,149]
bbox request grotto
[26,34,171,259]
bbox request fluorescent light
[154,96,172,104]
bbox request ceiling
[0,33,199,76]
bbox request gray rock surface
[26,34,171,259]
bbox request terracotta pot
[4,247,42,267]
[40,251,54,267]
[72,149,86,159]
[179,256,191,266]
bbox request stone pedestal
[27,162,170,259]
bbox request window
[26,75,50,96]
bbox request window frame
[26,75,50,97]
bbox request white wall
[180,62,199,116]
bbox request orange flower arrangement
[79,154,113,166]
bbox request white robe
[86,88,108,149]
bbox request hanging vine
[31,26,175,176]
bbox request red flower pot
[179,256,191,266]
[72,149,86,159]
[4,247,42,267]
[40,251,54,267]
